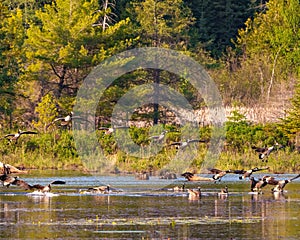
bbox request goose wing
[19,131,37,135]
[207,168,223,174]
[289,173,300,182]
[251,166,269,172]
[169,141,182,146]
[98,127,109,130]
[50,180,66,185]
[232,169,246,174]
[13,179,33,190]
[114,126,129,129]
[181,172,194,178]
[251,146,267,153]
[46,118,65,129]
[3,133,16,138]
[264,176,278,185]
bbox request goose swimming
[188,187,201,200]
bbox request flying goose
[9,178,66,193]
[233,166,270,180]
[46,112,89,130]
[207,168,233,182]
[149,130,168,143]
[264,174,300,192]
[98,126,129,134]
[181,172,215,182]
[2,130,37,144]
[252,143,284,161]
[170,139,207,150]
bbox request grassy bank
[0,122,299,174]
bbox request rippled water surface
[1,171,300,239]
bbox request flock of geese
[1,160,300,201]
[0,113,299,199]
[0,163,65,193]
[179,167,300,200]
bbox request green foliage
[32,93,58,131]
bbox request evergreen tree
[186,0,259,58]
[129,0,195,124]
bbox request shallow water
[0,172,300,239]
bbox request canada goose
[173,183,185,192]
[234,166,270,180]
[250,177,268,193]
[0,162,28,174]
[181,172,215,182]
[135,171,150,180]
[159,172,177,179]
[46,112,89,129]
[81,185,110,194]
[170,139,207,150]
[0,164,15,187]
[219,185,229,195]
[98,126,129,134]
[10,179,66,193]
[149,130,168,143]
[207,168,233,182]
[264,174,300,192]
[251,143,284,161]
[188,187,201,200]
[3,130,37,144]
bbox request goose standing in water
[2,130,37,144]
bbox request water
[1,172,300,239]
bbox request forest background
[0,0,299,174]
